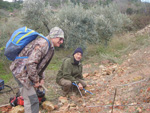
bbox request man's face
[74,52,82,61]
[52,37,64,47]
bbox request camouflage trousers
[13,75,39,113]
[58,78,86,95]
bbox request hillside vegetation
[1,0,150,112]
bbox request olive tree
[22,1,132,49]
[22,0,52,35]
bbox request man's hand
[34,79,45,88]
[78,83,83,90]
[34,82,40,88]
[40,79,44,85]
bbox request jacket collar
[49,39,54,49]
[47,36,54,49]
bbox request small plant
[126,8,133,15]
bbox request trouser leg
[58,78,72,94]
[20,86,39,113]
[13,75,39,113]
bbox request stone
[42,101,54,112]
[83,73,89,78]
[69,103,76,107]
[9,105,24,113]
[58,96,68,104]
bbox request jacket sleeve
[39,71,45,81]
[80,75,84,80]
[78,65,84,80]
[26,44,46,83]
[62,59,77,82]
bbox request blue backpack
[4,26,50,61]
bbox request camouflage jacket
[10,37,54,88]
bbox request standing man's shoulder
[35,38,50,53]
[36,38,50,48]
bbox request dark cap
[73,48,83,56]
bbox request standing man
[56,48,86,96]
[10,27,64,113]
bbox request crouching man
[56,48,86,96]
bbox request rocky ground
[49,46,150,113]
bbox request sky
[141,0,150,3]
[3,0,13,2]
[3,0,24,2]
[3,0,150,3]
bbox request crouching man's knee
[59,78,72,92]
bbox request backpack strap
[15,56,29,59]
[38,33,51,48]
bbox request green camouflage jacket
[56,56,83,84]
[10,37,54,88]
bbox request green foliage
[55,3,96,49]
[130,14,150,30]
[70,0,80,5]
[92,3,132,44]
[0,73,12,83]
[22,1,132,49]
[0,0,22,11]
[22,0,53,34]
[95,32,150,64]
[48,60,62,71]
[47,48,73,70]
[0,17,21,82]
[128,0,139,2]
[0,1,12,11]
[0,60,12,83]
[126,8,133,15]
[98,0,113,6]
[0,15,22,60]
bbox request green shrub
[54,3,96,49]
[0,59,12,83]
[98,0,113,6]
[22,1,132,49]
[22,0,53,35]
[130,14,150,30]
[54,3,132,48]
[126,8,133,15]
[0,0,22,11]
[0,16,22,60]
[0,17,22,82]
[91,3,133,44]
